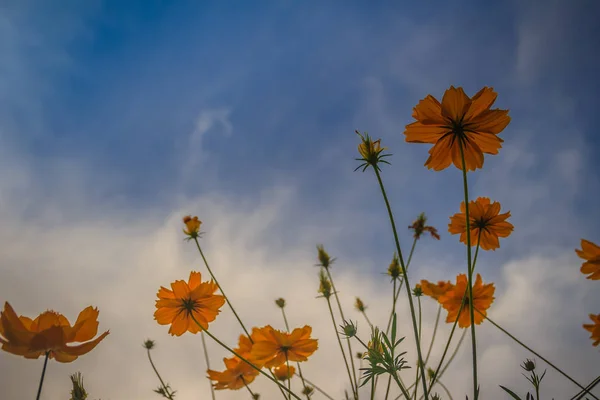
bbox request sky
[0,0,599,399]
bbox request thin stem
[438,329,467,379]
[243,379,256,398]
[147,348,175,400]
[571,375,600,400]
[361,310,373,329]
[458,141,478,400]
[280,307,311,400]
[413,297,423,400]
[325,267,359,398]
[194,238,251,340]
[200,332,217,400]
[386,237,418,336]
[297,375,336,400]
[36,351,50,400]
[391,370,414,400]
[287,356,292,400]
[374,168,429,400]
[371,375,376,400]
[438,380,454,400]
[424,306,442,365]
[190,315,302,400]
[326,297,356,398]
[384,376,392,400]
[481,311,598,400]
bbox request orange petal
[425,134,454,171]
[70,307,100,343]
[464,87,498,121]
[404,122,449,144]
[469,109,510,135]
[441,86,470,122]
[170,280,191,299]
[188,271,202,290]
[412,95,446,124]
[59,330,109,358]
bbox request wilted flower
[318,270,332,299]
[409,213,440,240]
[316,245,334,269]
[521,359,536,372]
[275,298,286,308]
[354,297,366,312]
[154,271,225,336]
[404,86,510,171]
[0,302,109,362]
[448,197,513,251]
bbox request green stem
[280,307,311,400]
[458,141,478,400]
[190,315,302,400]
[386,238,418,336]
[391,370,414,400]
[362,310,373,329]
[200,332,217,400]
[146,348,175,400]
[36,351,50,400]
[325,267,359,398]
[243,379,256,398]
[194,238,252,340]
[424,306,442,365]
[326,297,357,398]
[571,375,600,400]
[374,168,429,400]
[480,311,599,400]
[287,356,292,400]
[413,297,423,400]
[438,380,454,400]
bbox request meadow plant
[1,86,599,399]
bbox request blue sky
[1,1,599,399]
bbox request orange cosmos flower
[420,280,454,301]
[583,314,600,347]
[408,213,440,240]
[250,325,318,368]
[438,274,495,328]
[448,197,513,251]
[207,356,260,390]
[0,302,109,363]
[273,364,296,381]
[575,239,600,280]
[404,86,510,171]
[154,271,225,336]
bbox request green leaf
[499,385,523,400]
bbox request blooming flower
[575,239,600,280]
[583,314,600,347]
[404,86,510,171]
[273,364,296,381]
[0,302,109,363]
[448,197,513,251]
[250,325,318,368]
[438,274,495,328]
[154,271,225,336]
[420,280,454,301]
[207,356,260,390]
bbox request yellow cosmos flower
[583,314,600,347]
[448,197,513,251]
[575,239,600,280]
[0,302,109,363]
[404,86,510,171]
[250,325,318,368]
[154,271,225,336]
[438,274,495,328]
[273,364,296,381]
